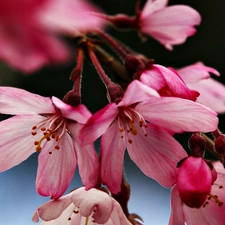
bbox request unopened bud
[63,91,81,107]
[107,83,124,103]
[214,135,225,155]
[188,133,206,157]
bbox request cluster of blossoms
[0,0,225,224]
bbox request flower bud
[188,133,206,157]
[214,134,225,155]
[177,156,212,208]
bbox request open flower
[175,62,225,113]
[169,161,225,225]
[32,187,132,225]
[139,0,201,50]
[0,0,104,73]
[80,80,218,194]
[0,87,99,199]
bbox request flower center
[31,113,67,154]
[118,107,148,144]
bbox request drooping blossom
[177,156,213,208]
[0,0,104,73]
[139,63,199,100]
[80,80,218,194]
[169,161,225,225]
[175,62,225,113]
[0,87,99,199]
[32,187,132,225]
[139,0,201,50]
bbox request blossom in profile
[169,161,225,225]
[139,0,201,50]
[177,156,213,208]
[32,187,132,225]
[0,0,104,73]
[176,62,225,113]
[80,80,218,194]
[0,87,99,199]
[139,63,199,100]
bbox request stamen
[85,217,89,225]
[204,194,223,207]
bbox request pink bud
[177,156,212,208]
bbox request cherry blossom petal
[52,97,92,123]
[118,80,160,107]
[36,131,76,199]
[142,0,168,17]
[187,78,225,113]
[101,122,127,193]
[0,87,55,115]
[32,193,73,222]
[80,103,118,146]
[108,200,132,225]
[0,115,45,171]
[136,97,218,133]
[127,124,187,187]
[68,123,99,189]
[72,188,114,224]
[39,0,105,35]
[141,5,201,50]
[176,61,220,84]
[39,203,77,225]
[169,186,185,225]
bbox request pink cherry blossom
[177,156,213,208]
[169,161,225,225]
[0,87,99,199]
[140,0,201,50]
[32,187,132,225]
[0,0,104,73]
[139,63,199,100]
[176,62,225,113]
[80,80,218,194]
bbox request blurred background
[0,0,225,224]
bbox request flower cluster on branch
[0,0,225,224]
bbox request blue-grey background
[0,0,225,224]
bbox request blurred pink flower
[176,62,225,113]
[0,87,99,199]
[139,63,199,100]
[0,0,104,73]
[140,0,201,50]
[177,156,213,208]
[32,187,132,225]
[169,161,225,225]
[80,80,218,194]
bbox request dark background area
[0,1,225,224]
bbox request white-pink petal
[72,188,114,224]
[127,124,187,187]
[68,123,99,189]
[0,87,55,115]
[141,5,201,49]
[177,61,220,84]
[51,97,92,123]
[101,122,127,194]
[186,78,225,113]
[36,131,76,199]
[33,193,73,222]
[80,103,118,146]
[118,80,160,107]
[0,115,44,171]
[142,0,168,17]
[136,97,218,133]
